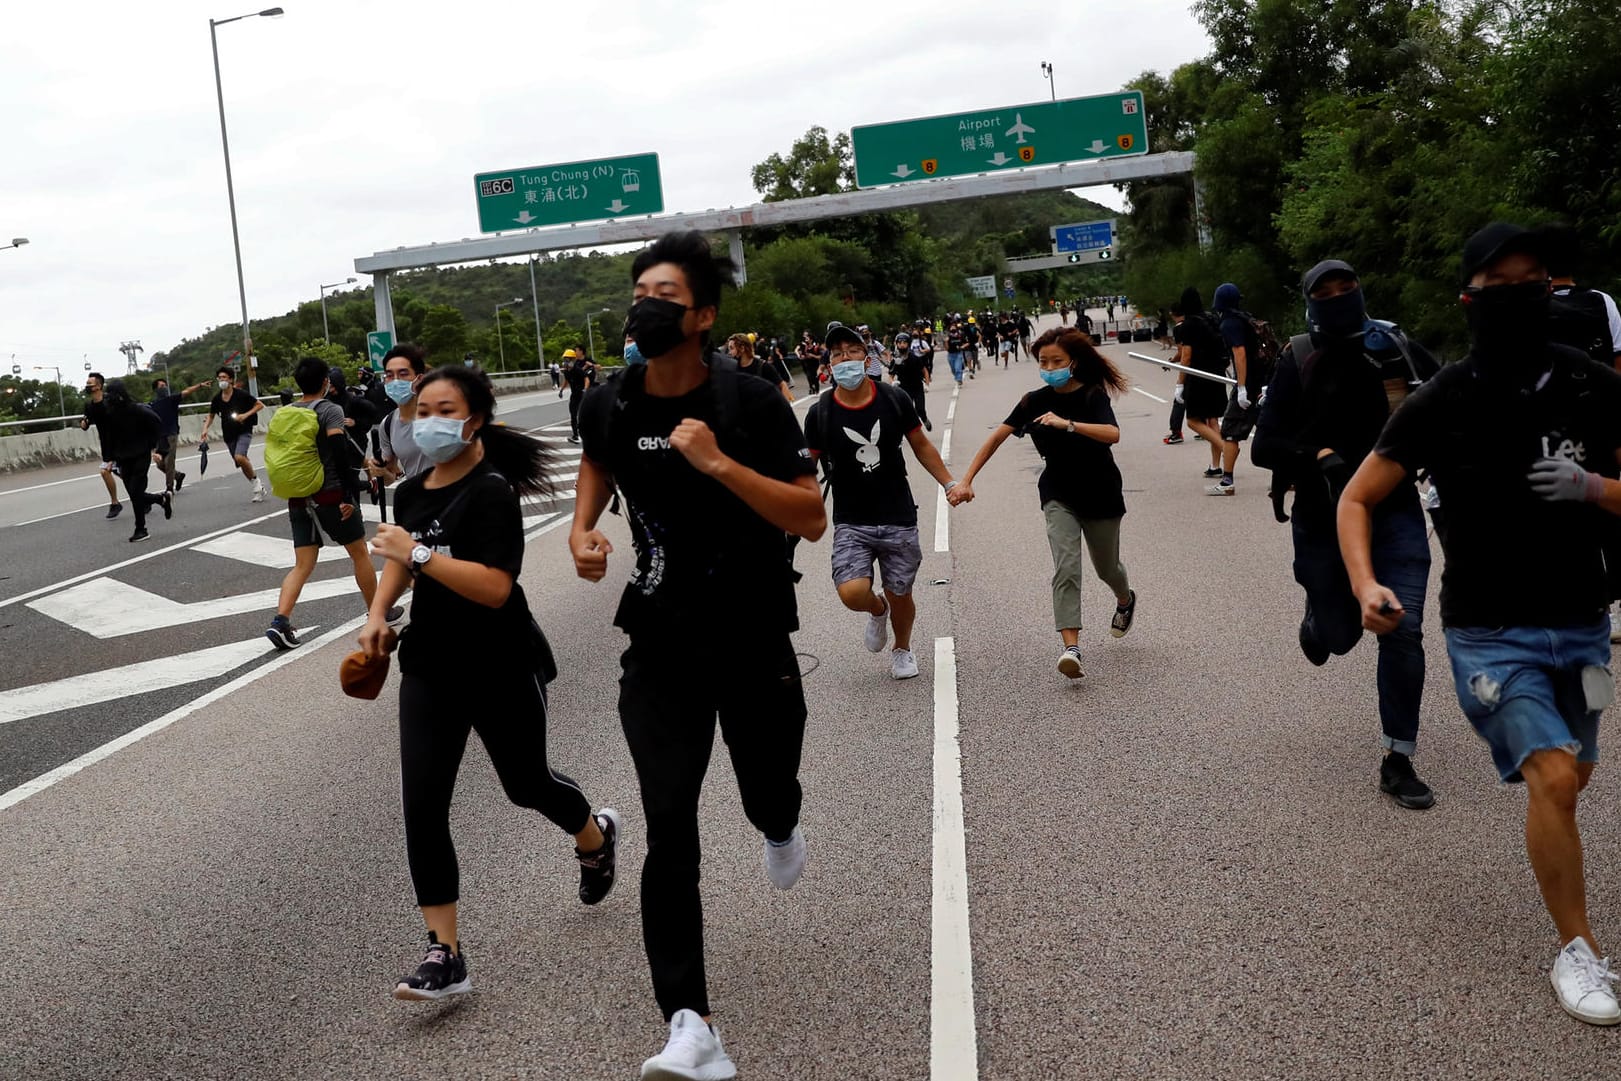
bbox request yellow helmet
[562,348,580,359]
[747,333,758,344]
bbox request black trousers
[1167,397,1186,436]
[903,384,929,427]
[568,391,584,438]
[619,635,807,1020]
[115,456,163,528]
[399,670,593,908]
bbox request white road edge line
[931,636,978,1081]
[941,429,952,463]
[934,489,950,554]
[0,507,287,610]
[1130,386,1168,404]
[0,619,353,814]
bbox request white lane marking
[0,508,286,610]
[931,636,978,1081]
[1130,386,1168,404]
[524,514,572,542]
[9,503,108,528]
[941,429,952,463]
[0,635,282,725]
[0,618,360,815]
[0,445,267,499]
[946,400,957,423]
[30,576,358,638]
[193,532,353,568]
[934,489,950,554]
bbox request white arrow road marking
[0,632,316,726]
[605,199,629,213]
[30,577,360,639]
[892,164,915,179]
[986,152,1012,167]
[193,531,353,569]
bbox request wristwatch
[410,544,433,574]
[1065,420,1076,433]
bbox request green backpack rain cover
[264,403,324,499]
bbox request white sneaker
[891,647,919,680]
[251,480,265,503]
[1205,482,1235,496]
[1551,937,1621,1025]
[764,826,806,890]
[1056,645,1084,679]
[863,596,889,653]
[1610,603,1621,644]
[640,1009,737,1081]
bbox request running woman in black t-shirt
[358,365,618,1004]
[951,328,1137,678]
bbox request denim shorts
[830,523,922,595]
[1443,621,1610,783]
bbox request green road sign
[851,91,1146,189]
[474,153,664,233]
[367,331,393,369]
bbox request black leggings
[568,391,584,438]
[399,670,593,907]
[115,456,163,528]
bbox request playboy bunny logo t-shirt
[804,382,921,527]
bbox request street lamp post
[30,366,67,427]
[319,276,357,344]
[209,7,284,399]
[584,307,612,362]
[1041,61,1056,102]
[494,297,525,372]
[529,257,545,371]
[0,238,28,252]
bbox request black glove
[1318,451,1353,505]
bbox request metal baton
[1126,351,1238,386]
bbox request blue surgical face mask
[624,342,646,366]
[1039,367,1073,388]
[831,360,867,389]
[415,415,472,464]
[384,378,414,405]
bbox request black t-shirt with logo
[946,327,966,353]
[804,384,922,527]
[1374,347,1621,628]
[394,462,536,675]
[210,388,258,441]
[1003,386,1127,519]
[893,350,930,391]
[580,370,816,636]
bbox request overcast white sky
[0,0,1209,378]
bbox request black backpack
[1551,287,1616,364]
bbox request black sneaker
[161,491,173,520]
[393,932,470,1001]
[577,808,621,906]
[175,472,186,491]
[1202,467,1224,478]
[128,527,149,543]
[1163,434,1184,445]
[1299,616,1329,667]
[106,503,123,520]
[1110,591,1137,639]
[265,615,300,651]
[1379,752,1436,810]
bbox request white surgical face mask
[415,414,472,463]
[218,379,231,390]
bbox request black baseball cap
[1301,259,1359,297]
[1460,222,1546,287]
[824,321,863,350]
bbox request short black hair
[293,356,331,394]
[382,342,428,375]
[87,372,104,385]
[630,231,735,311]
[216,366,234,379]
[151,378,167,391]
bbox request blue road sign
[1052,220,1115,253]
[1004,286,1015,299]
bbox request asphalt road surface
[3,315,1617,1080]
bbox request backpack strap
[1290,333,1321,388]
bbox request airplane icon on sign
[1006,114,1035,144]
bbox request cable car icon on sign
[621,170,641,193]
[921,159,938,175]
[1117,134,1135,151]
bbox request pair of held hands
[572,419,728,582]
[1357,456,1604,635]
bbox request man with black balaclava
[1253,259,1440,811]
[1339,223,1621,1026]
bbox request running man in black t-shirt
[198,365,267,501]
[358,364,617,1005]
[1340,223,1621,1026]
[890,331,934,431]
[570,231,825,1080]
[79,372,123,518]
[1169,289,1232,484]
[806,323,956,681]
[952,328,1137,678]
[562,349,594,442]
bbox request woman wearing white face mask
[359,365,620,1003]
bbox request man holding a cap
[1338,223,1621,1025]
[1253,259,1440,810]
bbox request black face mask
[1465,280,1551,378]
[1306,289,1367,340]
[626,297,691,359]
